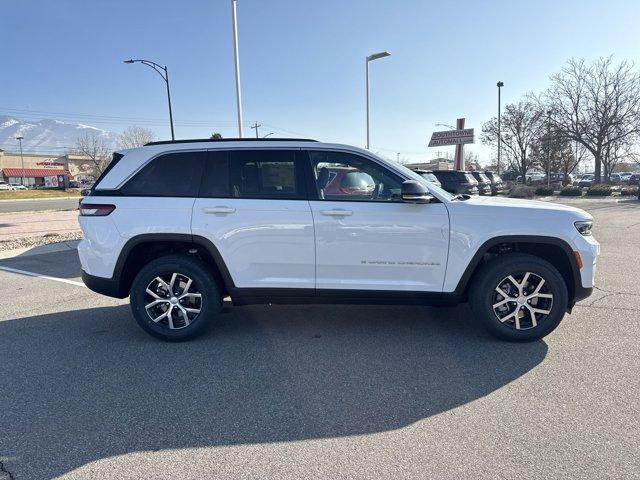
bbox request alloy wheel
[492,272,554,330]
[144,273,202,329]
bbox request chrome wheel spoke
[526,306,538,328]
[176,306,191,327]
[145,299,169,310]
[181,278,193,296]
[493,298,510,309]
[180,292,201,300]
[144,273,202,330]
[493,272,553,331]
[146,288,164,300]
[530,306,551,315]
[151,309,170,323]
[155,276,170,292]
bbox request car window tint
[121,151,206,197]
[309,150,403,202]
[229,150,302,199]
[200,150,230,197]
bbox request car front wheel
[130,254,222,341]
[469,253,569,342]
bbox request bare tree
[482,100,544,180]
[74,132,111,177]
[542,57,640,183]
[118,126,155,149]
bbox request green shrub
[620,186,639,196]
[560,185,583,196]
[535,186,555,196]
[586,184,613,196]
[509,185,535,199]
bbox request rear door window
[121,151,206,197]
[229,150,306,199]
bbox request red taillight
[79,203,116,216]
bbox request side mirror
[401,180,434,204]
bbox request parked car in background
[470,172,492,195]
[411,169,442,188]
[8,183,28,190]
[546,173,574,186]
[578,174,595,188]
[619,172,633,183]
[0,181,10,190]
[517,172,545,184]
[609,173,632,184]
[80,184,94,196]
[432,170,479,195]
[628,173,640,186]
[483,171,506,195]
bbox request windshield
[421,172,438,183]
[390,160,455,200]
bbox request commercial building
[0,150,97,186]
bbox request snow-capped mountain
[0,116,118,152]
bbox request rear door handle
[203,206,236,214]
[320,209,353,217]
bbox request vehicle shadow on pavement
[0,302,547,478]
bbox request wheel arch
[113,234,235,298]
[454,235,581,308]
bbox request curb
[0,240,80,260]
[0,196,80,203]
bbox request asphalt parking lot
[0,199,638,480]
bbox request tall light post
[497,81,504,174]
[231,0,244,137]
[124,58,175,140]
[365,51,391,149]
[16,136,25,186]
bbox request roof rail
[145,138,317,146]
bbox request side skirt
[229,288,461,307]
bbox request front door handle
[320,209,353,217]
[203,206,236,214]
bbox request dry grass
[0,189,81,200]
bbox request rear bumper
[82,270,128,298]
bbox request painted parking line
[0,265,86,288]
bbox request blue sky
[2,0,639,163]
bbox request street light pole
[365,51,391,149]
[123,58,175,140]
[16,136,25,186]
[497,81,504,175]
[231,0,244,138]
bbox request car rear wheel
[469,253,568,342]
[130,254,222,341]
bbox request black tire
[130,254,222,342]
[469,253,569,342]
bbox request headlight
[574,220,593,236]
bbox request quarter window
[309,150,403,202]
[121,151,206,197]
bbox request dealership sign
[428,128,475,147]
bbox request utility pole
[16,136,25,186]
[396,152,400,162]
[251,122,261,138]
[547,110,552,187]
[231,0,244,137]
[496,81,504,175]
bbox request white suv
[78,139,599,342]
